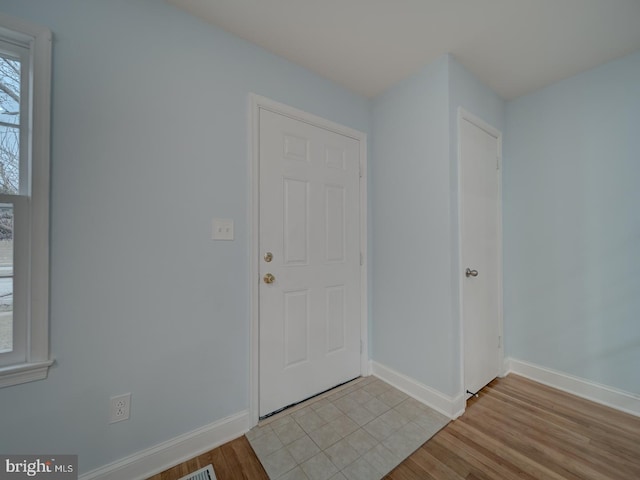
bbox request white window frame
[0,13,52,387]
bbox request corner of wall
[370,361,465,419]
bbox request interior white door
[259,108,361,417]
[460,114,501,397]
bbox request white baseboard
[504,357,640,417]
[370,361,465,419]
[79,410,250,480]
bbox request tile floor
[246,376,449,480]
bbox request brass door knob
[263,273,275,284]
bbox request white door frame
[456,107,504,405]
[249,94,368,426]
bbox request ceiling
[167,0,640,100]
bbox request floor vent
[177,464,217,480]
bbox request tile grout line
[247,377,450,480]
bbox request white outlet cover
[109,393,131,424]
[212,218,234,240]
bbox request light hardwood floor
[147,374,640,480]
[147,435,269,480]
[384,375,640,479]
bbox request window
[0,14,52,387]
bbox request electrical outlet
[109,393,131,424]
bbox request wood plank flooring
[147,374,640,480]
[147,435,269,480]
[384,375,640,480]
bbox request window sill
[0,359,54,388]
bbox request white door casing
[250,96,368,420]
[459,109,503,398]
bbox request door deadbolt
[264,252,273,263]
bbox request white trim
[456,107,504,403]
[249,94,260,427]
[249,94,368,426]
[0,360,54,388]
[28,15,52,366]
[359,125,369,379]
[370,361,465,420]
[505,357,640,418]
[79,410,250,480]
[251,94,367,140]
[0,13,52,387]
[0,13,50,42]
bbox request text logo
[0,455,77,479]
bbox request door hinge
[496,156,500,170]
[498,335,502,348]
[359,163,363,178]
[360,252,364,266]
[360,340,363,353]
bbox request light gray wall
[370,55,504,397]
[2,0,637,474]
[447,56,505,390]
[504,51,640,394]
[371,56,454,394]
[0,0,370,473]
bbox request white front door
[460,112,502,397]
[259,108,362,417]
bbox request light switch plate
[212,218,234,240]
